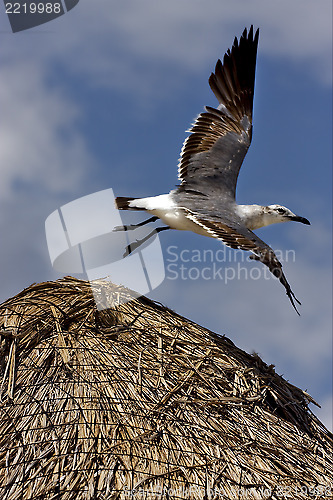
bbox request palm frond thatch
[0,277,332,499]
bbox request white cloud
[0,61,94,201]
[0,58,97,300]
[64,0,332,77]
[75,0,330,93]
[1,0,331,101]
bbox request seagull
[115,26,310,314]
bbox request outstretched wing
[185,210,301,314]
[178,26,259,199]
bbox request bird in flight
[115,26,310,314]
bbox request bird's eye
[276,208,285,214]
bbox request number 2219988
[5,3,62,14]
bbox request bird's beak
[289,215,311,225]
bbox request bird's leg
[124,226,170,257]
[113,216,159,232]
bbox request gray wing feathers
[186,209,269,252]
[178,110,250,197]
[178,26,259,199]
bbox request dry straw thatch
[0,277,332,499]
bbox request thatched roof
[0,277,332,499]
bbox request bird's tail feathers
[115,197,145,211]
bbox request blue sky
[0,0,332,429]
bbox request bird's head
[266,204,311,225]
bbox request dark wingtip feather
[284,279,301,315]
[288,291,301,316]
[208,26,259,120]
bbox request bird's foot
[113,224,138,232]
[123,239,142,257]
